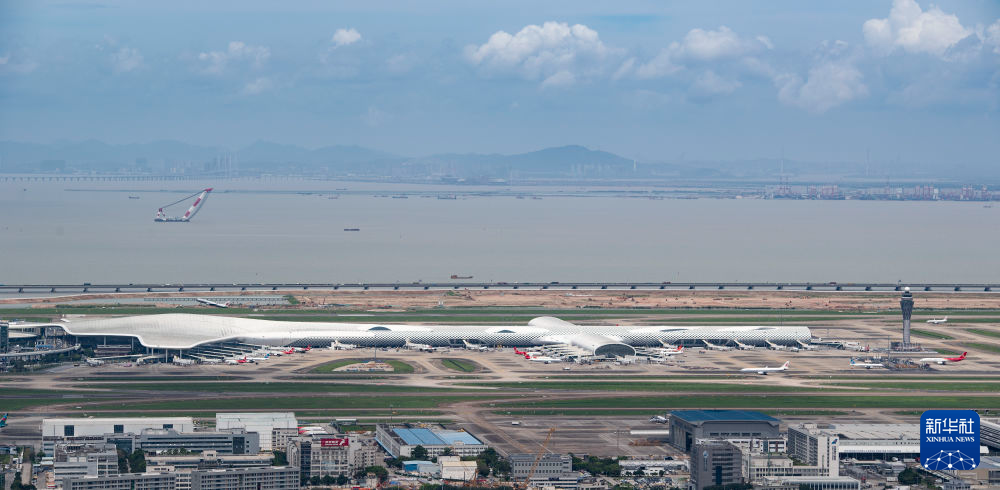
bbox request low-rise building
[43,417,194,453]
[62,472,177,490]
[690,440,743,490]
[53,445,120,487]
[669,410,781,453]
[189,466,299,489]
[375,424,487,458]
[510,453,572,480]
[287,433,384,481]
[216,412,297,452]
[146,450,273,470]
[439,456,478,481]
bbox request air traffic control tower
[900,287,914,348]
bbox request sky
[1,0,999,164]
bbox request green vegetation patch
[908,329,953,339]
[962,342,1000,354]
[310,359,414,374]
[78,382,456,393]
[460,381,832,393]
[88,395,487,411]
[441,359,479,373]
[967,329,1000,339]
[828,382,1000,392]
[495,395,1000,410]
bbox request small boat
[344,228,360,232]
[128,195,140,199]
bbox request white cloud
[198,41,270,74]
[691,70,741,96]
[464,21,618,86]
[677,26,770,61]
[635,51,681,79]
[986,20,1000,55]
[111,47,143,73]
[541,70,575,88]
[634,26,770,80]
[775,61,868,113]
[332,28,362,48]
[863,0,972,57]
[241,77,273,95]
[362,106,387,127]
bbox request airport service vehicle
[155,188,213,222]
[172,356,194,366]
[196,298,230,308]
[919,352,967,365]
[926,317,948,324]
[649,415,667,424]
[741,361,790,375]
[850,358,885,369]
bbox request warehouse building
[510,453,572,480]
[62,472,178,490]
[189,466,299,489]
[669,410,780,453]
[376,424,487,458]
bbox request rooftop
[393,427,482,446]
[671,410,779,423]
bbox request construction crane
[154,188,213,222]
[521,428,555,489]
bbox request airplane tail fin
[960,352,967,359]
[782,361,790,369]
[677,346,683,352]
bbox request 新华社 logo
[920,410,980,471]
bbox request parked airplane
[283,348,296,355]
[330,340,357,350]
[703,341,733,351]
[919,352,967,365]
[526,354,562,363]
[225,358,240,365]
[850,358,885,369]
[740,361,790,375]
[202,358,221,364]
[926,317,948,324]
[649,415,667,424]
[404,339,436,352]
[196,298,230,308]
[246,353,270,361]
[293,346,313,353]
[86,358,105,366]
[652,346,684,356]
[172,356,194,366]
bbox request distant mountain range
[0,139,993,182]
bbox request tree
[127,449,146,473]
[441,447,454,456]
[321,475,336,485]
[310,475,323,485]
[898,467,922,485]
[411,445,429,460]
[116,449,129,474]
[365,465,389,482]
[271,450,288,466]
[337,473,350,485]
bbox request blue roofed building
[376,424,488,458]
[669,410,782,453]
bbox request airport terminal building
[17,314,812,360]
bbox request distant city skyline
[1,0,999,166]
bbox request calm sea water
[2,179,998,284]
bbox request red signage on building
[320,438,350,447]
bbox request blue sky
[1,0,998,164]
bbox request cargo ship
[450,275,473,279]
